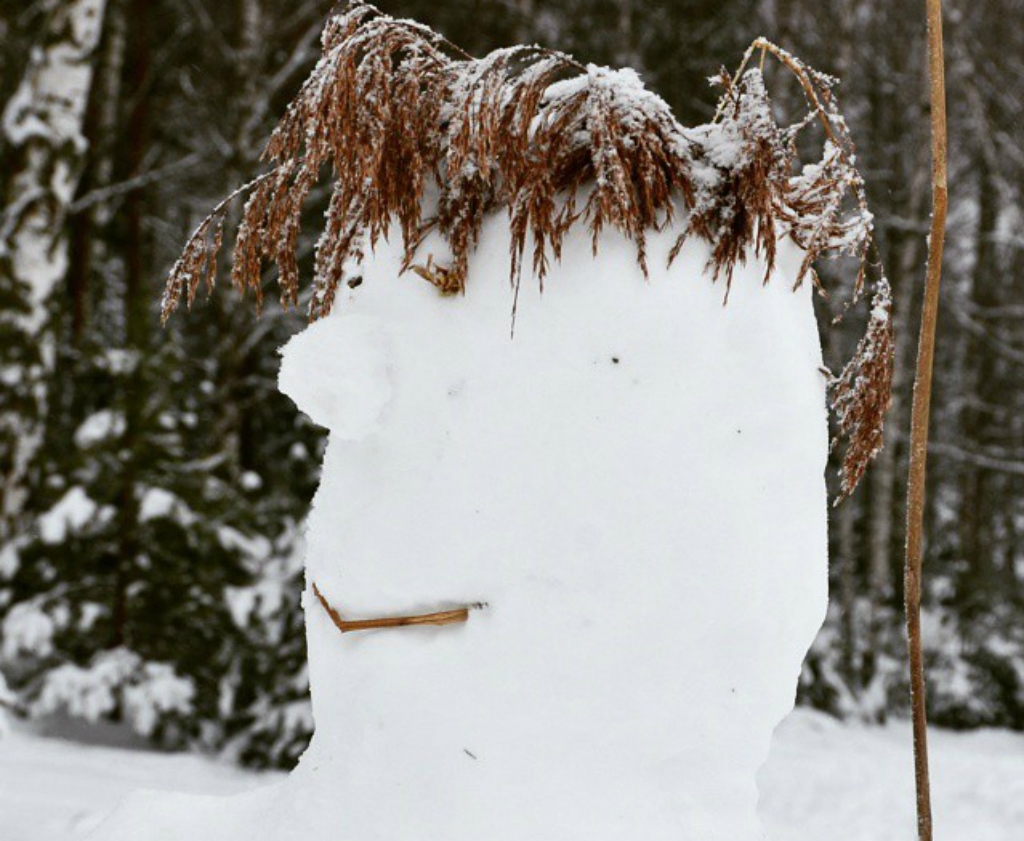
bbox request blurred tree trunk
[833,0,860,687]
[837,498,859,684]
[209,0,266,481]
[862,1,929,668]
[66,0,127,347]
[114,0,151,648]
[0,0,108,534]
[958,157,1000,613]
[869,153,928,631]
[49,0,128,476]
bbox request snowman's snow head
[147,6,893,838]
[277,219,829,841]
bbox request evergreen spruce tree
[0,0,324,753]
[1,247,261,746]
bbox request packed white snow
[91,220,829,839]
[0,721,272,840]
[2,712,1022,841]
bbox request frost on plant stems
[163,0,892,493]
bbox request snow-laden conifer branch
[162,0,893,495]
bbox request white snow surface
[93,220,829,839]
[2,712,1022,841]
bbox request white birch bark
[0,0,108,528]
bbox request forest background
[1,0,1022,768]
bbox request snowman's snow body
[92,218,829,841]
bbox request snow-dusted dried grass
[163,0,892,495]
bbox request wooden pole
[904,0,946,838]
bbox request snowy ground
[1,709,1021,841]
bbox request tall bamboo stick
[904,0,947,839]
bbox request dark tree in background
[1,0,1023,766]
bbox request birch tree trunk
[67,0,127,345]
[0,0,108,532]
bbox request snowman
[92,5,890,839]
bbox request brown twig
[904,0,946,839]
[312,582,474,633]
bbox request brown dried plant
[163,1,893,497]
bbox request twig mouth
[312,582,483,634]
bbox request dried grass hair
[163,1,893,498]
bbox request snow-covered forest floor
[1,709,1020,841]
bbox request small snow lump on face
[278,313,392,438]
